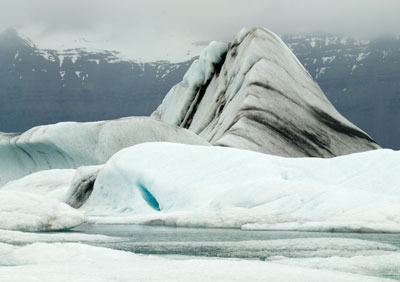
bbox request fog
[0,0,399,60]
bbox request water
[72,223,400,246]
[70,224,400,280]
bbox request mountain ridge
[0,27,399,149]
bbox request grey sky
[1,0,399,61]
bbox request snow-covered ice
[0,229,119,245]
[0,242,394,282]
[0,191,86,231]
[272,253,400,280]
[82,143,400,232]
[1,169,75,202]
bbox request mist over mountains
[0,27,399,149]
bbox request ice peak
[152,27,379,157]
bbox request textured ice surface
[84,143,400,232]
[0,242,394,282]
[0,229,119,244]
[1,169,75,201]
[0,117,208,186]
[152,28,379,157]
[272,254,400,280]
[65,165,103,208]
[153,41,228,125]
[0,191,86,231]
[183,41,228,89]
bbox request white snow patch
[273,253,400,279]
[0,191,86,231]
[356,52,370,62]
[0,242,391,282]
[1,169,75,202]
[58,55,64,68]
[88,59,100,64]
[309,38,318,48]
[315,67,327,79]
[321,56,336,64]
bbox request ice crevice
[137,182,161,211]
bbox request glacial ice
[83,142,400,232]
[65,165,103,208]
[0,229,119,244]
[0,117,208,186]
[153,41,228,125]
[272,253,400,279]
[152,28,379,157]
[0,191,86,231]
[1,169,75,201]
[0,242,394,282]
[182,41,229,89]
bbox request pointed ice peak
[153,27,379,157]
[183,41,228,90]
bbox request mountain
[152,28,379,157]
[0,27,399,149]
[0,28,191,132]
[283,33,400,149]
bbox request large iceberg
[153,28,379,157]
[82,143,400,232]
[0,117,208,186]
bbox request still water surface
[71,224,400,280]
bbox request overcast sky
[1,0,399,61]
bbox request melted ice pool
[67,224,400,280]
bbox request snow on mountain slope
[11,27,205,63]
[0,27,195,134]
[0,191,86,231]
[0,117,208,187]
[83,143,400,233]
[152,28,379,157]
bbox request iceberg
[0,117,208,186]
[0,191,86,231]
[153,28,379,157]
[82,142,400,232]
